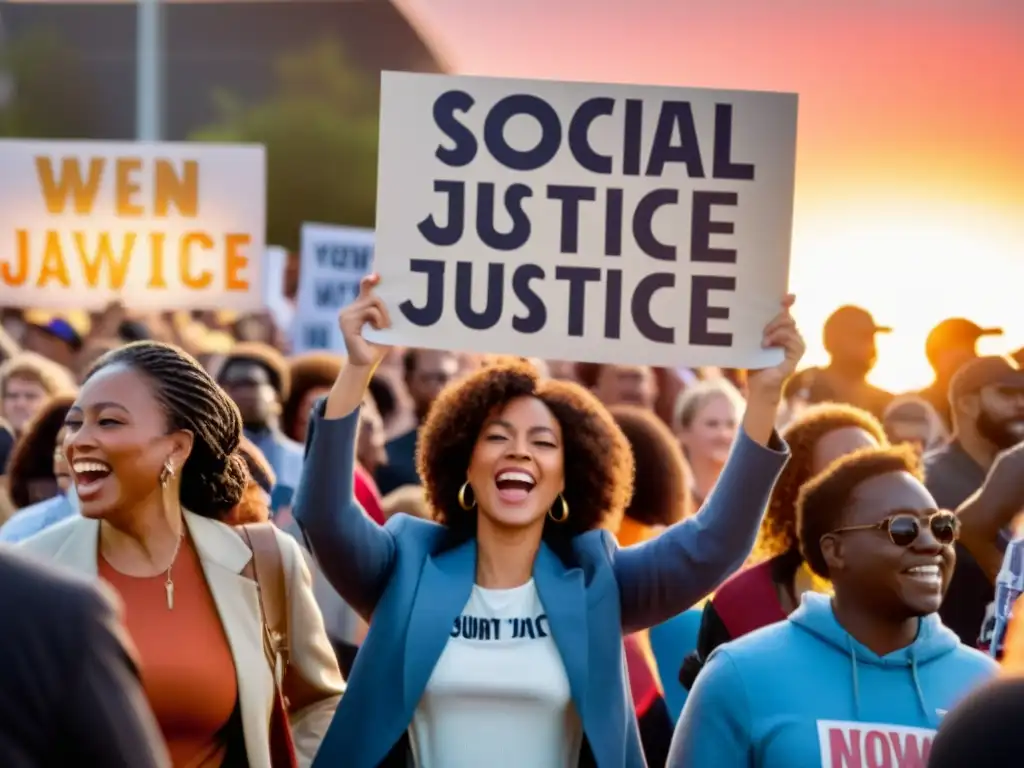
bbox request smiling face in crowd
[466,396,565,532]
[680,392,738,467]
[63,364,192,521]
[828,471,955,619]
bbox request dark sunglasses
[828,511,959,548]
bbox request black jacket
[0,547,170,767]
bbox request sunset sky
[399,0,1024,391]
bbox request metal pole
[135,0,162,140]
[0,17,13,110]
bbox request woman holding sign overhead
[295,274,803,768]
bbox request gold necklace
[164,532,185,610]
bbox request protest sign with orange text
[0,139,265,310]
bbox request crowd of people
[0,284,1023,767]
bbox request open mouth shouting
[72,460,113,500]
[494,469,536,505]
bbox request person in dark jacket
[0,547,169,767]
[928,677,1024,767]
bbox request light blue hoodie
[0,486,78,544]
[668,592,996,768]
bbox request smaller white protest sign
[0,139,265,311]
[366,72,798,368]
[293,223,373,353]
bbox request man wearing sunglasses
[669,446,996,768]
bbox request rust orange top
[100,538,238,768]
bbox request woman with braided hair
[18,341,343,768]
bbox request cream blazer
[18,510,344,768]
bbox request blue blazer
[294,402,788,768]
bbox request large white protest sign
[0,139,265,311]
[366,72,798,368]
[293,223,373,352]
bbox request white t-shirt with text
[409,579,583,768]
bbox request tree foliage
[191,40,379,251]
[0,26,94,138]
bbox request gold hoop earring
[458,481,476,510]
[548,493,569,523]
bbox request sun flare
[789,201,1024,394]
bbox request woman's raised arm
[613,297,804,632]
[293,275,398,620]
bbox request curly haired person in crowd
[680,403,886,690]
[282,352,345,444]
[19,341,342,767]
[294,273,803,768]
[280,351,389,525]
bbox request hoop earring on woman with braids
[458,481,476,510]
[549,493,569,523]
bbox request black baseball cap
[926,318,1002,362]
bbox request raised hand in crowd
[325,272,392,419]
[956,439,1024,581]
[743,294,806,445]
